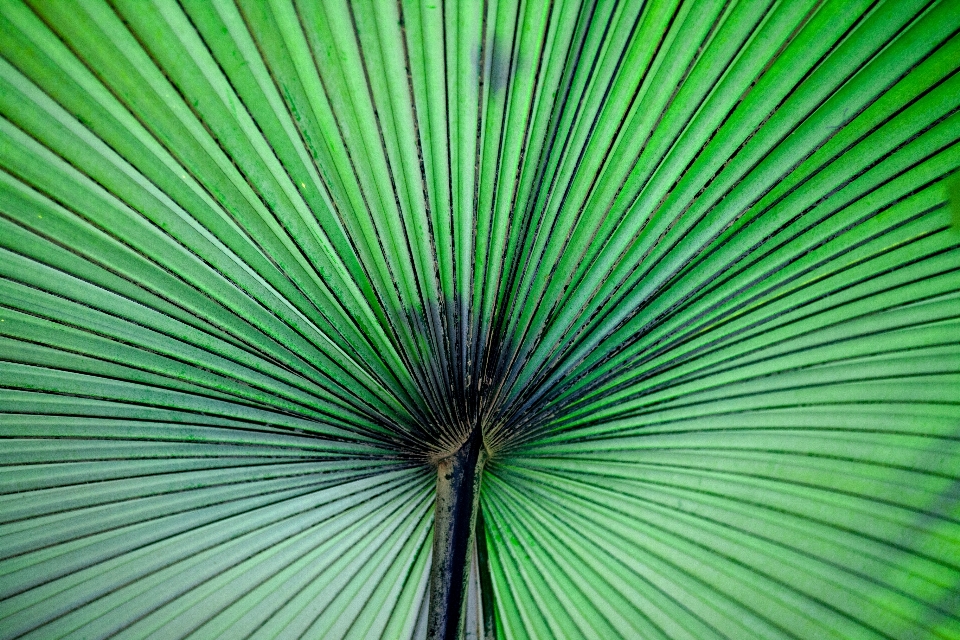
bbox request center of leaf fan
[398,296,504,640]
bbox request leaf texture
[1,0,959,638]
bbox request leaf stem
[427,425,485,640]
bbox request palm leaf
[1,0,958,638]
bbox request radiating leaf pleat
[1,0,958,638]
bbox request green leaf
[1,0,958,638]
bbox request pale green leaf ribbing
[0,0,958,638]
